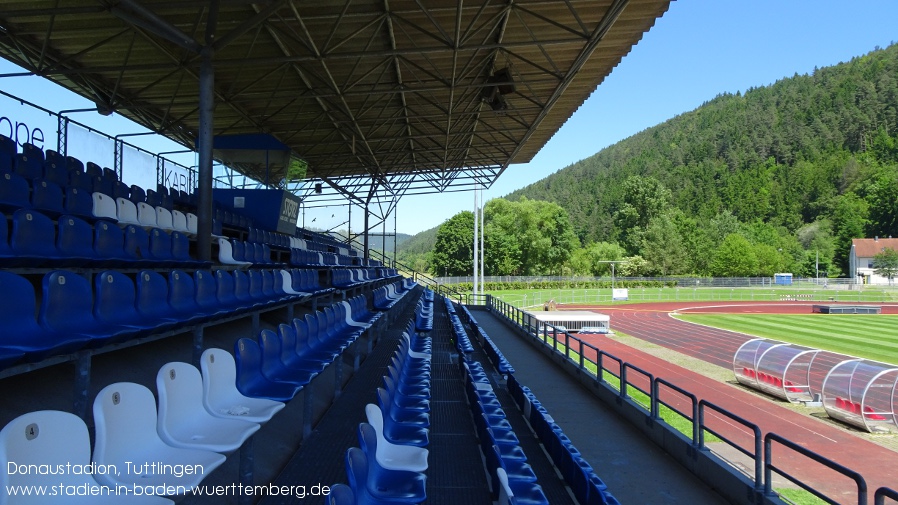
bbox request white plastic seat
[137,202,158,228]
[92,382,226,491]
[172,210,189,233]
[217,236,252,266]
[155,206,174,231]
[497,467,514,505]
[115,197,142,227]
[156,362,260,452]
[0,410,174,505]
[186,213,198,236]
[364,404,429,471]
[279,269,310,297]
[92,192,119,222]
[200,348,286,424]
[341,300,369,328]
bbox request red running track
[557,301,898,499]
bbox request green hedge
[446,280,677,291]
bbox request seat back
[0,172,31,210]
[326,484,355,505]
[168,270,199,313]
[0,271,41,337]
[11,209,58,258]
[234,338,264,396]
[215,269,238,306]
[129,185,146,204]
[39,270,97,333]
[136,270,175,320]
[112,181,130,200]
[92,382,162,470]
[156,362,207,431]
[0,410,93,489]
[233,270,252,301]
[123,224,151,260]
[186,212,198,235]
[94,270,139,326]
[31,178,65,215]
[200,348,239,412]
[91,192,118,221]
[171,231,192,262]
[64,186,93,219]
[57,214,96,260]
[172,210,189,233]
[194,270,219,310]
[116,197,139,224]
[137,202,157,227]
[148,227,173,261]
[248,269,265,300]
[94,220,126,259]
[85,162,103,179]
[13,153,42,180]
[156,206,174,231]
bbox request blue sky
[2,1,897,237]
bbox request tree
[641,213,689,275]
[579,242,627,276]
[430,211,474,276]
[613,175,672,254]
[873,248,898,285]
[710,234,759,277]
[830,193,869,273]
[485,197,579,275]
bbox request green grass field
[487,286,898,309]
[674,314,898,364]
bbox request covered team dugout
[822,359,898,433]
[733,338,820,403]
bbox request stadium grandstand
[2,2,894,505]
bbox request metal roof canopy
[0,0,670,207]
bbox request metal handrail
[875,487,898,505]
[765,432,867,505]
[699,399,763,490]
[653,378,698,440]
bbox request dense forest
[400,44,898,277]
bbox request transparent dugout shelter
[733,338,820,402]
[821,359,897,433]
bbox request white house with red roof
[849,237,898,284]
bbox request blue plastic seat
[145,188,162,207]
[0,211,13,260]
[112,180,130,200]
[39,270,139,347]
[357,423,426,504]
[85,162,102,179]
[68,170,94,192]
[94,270,168,335]
[57,214,97,266]
[326,484,355,505]
[92,174,114,196]
[20,142,43,162]
[234,338,302,401]
[289,318,339,364]
[65,155,84,173]
[168,270,214,322]
[123,224,154,264]
[171,230,206,267]
[10,208,60,264]
[257,329,318,386]
[248,269,269,303]
[132,270,183,329]
[194,269,230,318]
[44,160,68,187]
[0,153,10,174]
[31,177,66,218]
[13,153,42,180]
[276,323,330,372]
[129,185,146,204]
[377,387,429,428]
[213,269,252,313]
[93,220,131,264]
[0,172,31,211]
[0,134,14,158]
[0,271,91,368]
[148,227,175,265]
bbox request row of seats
[462,307,514,375]
[741,367,803,393]
[414,290,434,332]
[462,358,549,505]
[507,375,621,505]
[217,237,276,267]
[0,348,285,502]
[234,296,381,401]
[291,247,357,268]
[0,268,317,371]
[92,193,197,235]
[1,209,205,268]
[329,301,433,504]
[372,279,414,311]
[445,298,476,353]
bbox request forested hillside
[504,43,898,276]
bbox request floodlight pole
[196,3,219,262]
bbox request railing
[483,294,891,505]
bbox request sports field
[674,313,898,364]
[489,286,898,309]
